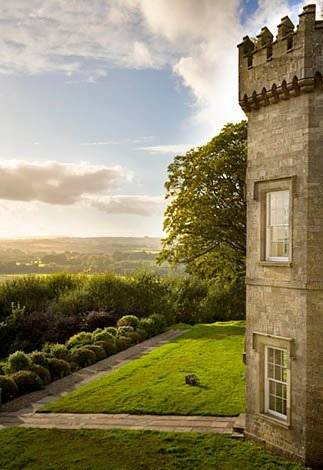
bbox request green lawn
[44,321,245,416]
[0,428,306,470]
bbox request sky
[0,0,315,238]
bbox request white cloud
[0,0,310,134]
[0,160,127,205]
[86,195,165,216]
[140,144,195,155]
[81,141,118,146]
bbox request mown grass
[0,428,307,470]
[44,321,246,416]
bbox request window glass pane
[266,190,289,260]
[274,365,282,381]
[266,347,288,418]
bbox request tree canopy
[159,121,247,280]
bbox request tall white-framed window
[266,190,290,261]
[264,346,289,420]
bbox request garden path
[0,329,245,437]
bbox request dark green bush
[11,370,42,395]
[0,363,6,375]
[117,315,139,330]
[136,328,149,341]
[94,339,116,356]
[138,318,155,337]
[86,310,115,331]
[117,326,134,336]
[116,335,133,352]
[47,358,71,380]
[30,364,51,385]
[66,332,93,349]
[70,347,96,368]
[43,343,70,362]
[104,327,117,337]
[92,329,115,343]
[6,350,31,374]
[29,351,49,368]
[148,314,167,334]
[127,331,142,344]
[0,376,18,402]
[85,345,106,361]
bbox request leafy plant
[30,364,51,385]
[117,315,139,330]
[47,358,71,380]
[11,370,42,395]
[70,348,96,368]
[0,376,18,402]
[6,351,31,374]
[43,343,70,362]
[66,332,93,350]
[85,345,106,361]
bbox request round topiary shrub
[116,335,133,352]
[93,329,115,343]
[136,328,148,341]
[117,315,139,330]
[127,331,142,344]
[94,339,116,356]
[6,351,32,374]
[29,351,49,368]
[104,327,117,337]
[11,370,42,395]
[66,332,93,349]
[70,347,96,368]
[47,358,71,380]
[85,345,106,361]
[149,314,167,334]
[43,343,70,362]
[0,376,18,402]
[30,364,51,385]
[138,318,155,337]
[117,326,134,337]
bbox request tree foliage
[159,121,247,279]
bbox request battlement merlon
[238,4,323,112]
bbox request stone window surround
[252,332,295,428]
[253,176,296,267]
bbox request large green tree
[159,121,247,281]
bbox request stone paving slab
[0,412,241,435]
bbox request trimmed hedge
[66,332,93,349]
[6,351,31,374]
[70,348,96,368]
[85,345,106,361]
[117,315,139,330]
[29,351,49,368]
[104,327,117,337]
[47,358,71,380]
[43,343,70,362]
[11,370,42,395]
[116,335,133,352]
[30,364,51,385]
[0,376,18,402]
[0,310,169,404]
[94,340,116,356]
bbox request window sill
[256,412,291,429]
[259,261,292,267]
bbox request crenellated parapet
[238,4,323,112]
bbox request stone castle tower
[238,4,323,467]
